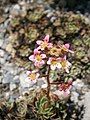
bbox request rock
[0,39,4,47]
[13,4,20,10]
[73,79,84,90]
[0,49,5,57]
[5,92,10,100]
[37,77,47,87]
[13,75,20,83]
[0,75,3,83]
[10,4,21,17]
[71,91,79,103]
[19,72,31,88]
[2,72,13,84]
[83,91,90,120]
[6,43,16,57]
[0,16,5,23]
[10,83,17,91]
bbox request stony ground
[0,0,90,119]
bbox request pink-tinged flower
[36,35,52,50]
[60,56,71,73]
[53,81,72,99]
[26,70,40,84]
[61,43,74,54]
[29,49,46,67]
[53,89,70,100]
[58,81,72,92]
[47,57,61,70]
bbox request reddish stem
[47,65,51,100]
[50,82,62,85]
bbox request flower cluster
[26,35,73,99]
[29,35,73,71]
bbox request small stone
[0,16,5,23]
[0,39,4,47]
[5,92,10,100]
[13,75,19,83]
[10,4,21,17]
[13,4,20,10]
[3,72,13,84]
[6,43,16,57]
[10,83,17,91]
[0,49,5,57]
[19,72,31,88]
[0,75,3,83]
[71,91,79,103]
[41,84,47,88]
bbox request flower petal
[48,43,53,48]
[41,54,46,58]
[64,43,70,49]
[57,63,62,69]
[51,65,56,70]
[26,71,31,75]
[44,35,49,42]
[29,55,35,61]
[34,62,40,67]
[36,40,42,45]
[65,68,69,73]
[47,59,51,65]
[34,48,40,54]
[69,50,74,53]
[36,73,40,78]
[40,60,45,65]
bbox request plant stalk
[47,65,51,100]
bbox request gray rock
[13,75,20,83]
[0,39,4,47]
[0,49,5,57]
[10,83,17,91]
[13,4,20,10]
[0,75,3,83]
[2,72,13,83]
[83,91,90,120]
[19,72,31,88]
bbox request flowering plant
[27,35,74,119]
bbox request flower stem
[50,82,62,85]
[47,65,51,100]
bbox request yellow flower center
[36,54,42,61]
[28,73,36,81]
[60,46,68,54]
[51,60,57,65]
[41,41,48,49]
[61,60,67,68]
[49,47,59,56]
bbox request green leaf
[40,97,48,107]
[43,107,53,114]
[35,101,40,109]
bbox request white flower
[47,57,61,70]
[26,70,40,84]
[60,56,71,73]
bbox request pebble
[0,49,5,57]
[83,91,90,120]
[71,91,79,103]
[2,72,13,84]
[10,83,17,91]
[13,4,20,10]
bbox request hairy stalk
[47,65,51,100]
